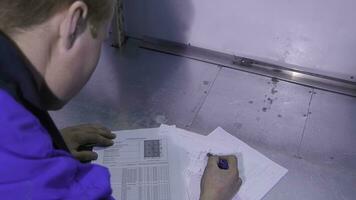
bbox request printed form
[94,128,188,200]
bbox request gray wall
[123,0,356,80]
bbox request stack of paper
[94,125,288,200]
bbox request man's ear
[59,1,89,50]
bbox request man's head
[0,0,115,110]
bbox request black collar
[0,32,43,109]
[0,31,69,152]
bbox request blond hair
[0,0,114,36]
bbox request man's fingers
[237,177,243,188]
[219,155,238,168]
[94,134,115,147]
[75,133,99,144]
[76,133,114,146]
[73,151,98,161]
[207,155,220,168]
[207,154,238,170]
[80,124,116,139]
[97,129,116,139]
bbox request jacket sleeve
[0,91,114,200]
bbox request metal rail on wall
[139,37,356,97]
[111,0,126,49]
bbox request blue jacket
[0,32,113,199]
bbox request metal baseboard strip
[138,37,356,97]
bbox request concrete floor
[50,40,356,200]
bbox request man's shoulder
[0,90,112,199]
[0,89,37,125]
[0,89,53,156]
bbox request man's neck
[10,30,53,89]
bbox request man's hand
[200,155,242,200]
[61,124,116,162]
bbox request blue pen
[207,153,229,170]
[218,159,229,170]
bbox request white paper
[94,128,188,200]
[159,125,288,200]
[95,126,288,200]
[208,127,288,200]
[159,125,240,200]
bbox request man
[0,0,241,199]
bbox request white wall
[124,0,356,79]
